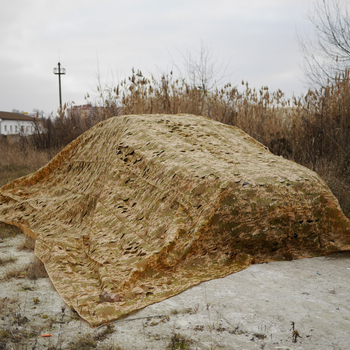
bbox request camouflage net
[1,114,349,326]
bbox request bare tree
[170,41,231,93]
[298,0,350,87]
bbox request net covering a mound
[1,114,350,326]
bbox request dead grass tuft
[69,334,97,350]
[95,323,115,341]
[0,223,22,239]
[18,236,36,251]
[0,296,19,318]
[66,325,121,350]
[4,267,24,280]
[0,137,56,187]
[4,256,47,281]
[171,306,199,315]
[314,161,350,218]
[167,333,193,350]
[100,345,123,350]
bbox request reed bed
[1,69,350,216]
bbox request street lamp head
[53,62,66,75]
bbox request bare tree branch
[297,0,350,87]
[169,41,232,93]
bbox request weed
[207,322,218,332]
[68,325,118,350]
[21,285,34,291]
[0,325,33,345]
[46,316,57,330]
[216,326,226,332]
[12,314,29,326]
[4,267,26,280]
[0,329,9,341]
[0,296,19,318]
[290,321,302,343]
[183,307,195,315]
[228,325,247,335]
[292,330,302,343]
[18,236,35,251]
[69,334,96,350]
[100,345,123,350]
[0,223,21,239]
[253,333,267,340]
[5,256,47,280]
[167,333,193,350]
[191,304,199,314]
[171,306,198,316]
[95,323,115,341]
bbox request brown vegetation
[0,137,55,187]
[18,235,36,251]
[0,223,22,239]
[1,69,350,217]
[5,255,47,281]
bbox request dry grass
[0,137,58,187]
[5,256,48,280]
[0,296,19,317]
[313,160,350,215]
[0,223,22,239]
[4,266,26,280]
[68,325,121,350]
[88,69,350,218]
[69,334,97,350]
[1,69,350,219]
[18,235,36,251]
[167,333,193,350]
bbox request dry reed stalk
[1,69,350,217]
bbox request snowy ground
[0,231,349,350]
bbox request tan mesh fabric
[1,114,350,327]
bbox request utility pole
[53,62,66,110]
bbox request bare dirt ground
[0,228,349,350]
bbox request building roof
[0,111,35,122]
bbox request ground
[0,227,349,350]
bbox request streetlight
[53,62,66,109]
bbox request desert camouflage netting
[1,114,350,326]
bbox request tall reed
[2,69,350,216]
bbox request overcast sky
[1,0,317,115]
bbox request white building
[0,111,36,136]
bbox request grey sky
[1,0,316,114]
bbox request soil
[0,232,349,350]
